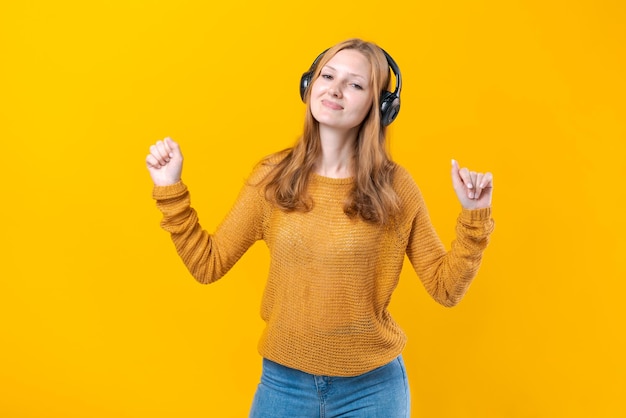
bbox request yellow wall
[1,1,624,417]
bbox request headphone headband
[299,46,402,126]
[380,48,402,98]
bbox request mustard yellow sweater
[153,162,494,377]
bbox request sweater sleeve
[152,172,268,284]
[400,170,495,307]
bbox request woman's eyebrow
[322,65,367,81]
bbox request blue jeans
[249,356,410,418]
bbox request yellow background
[1,0,624,417]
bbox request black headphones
[299,47,402,126]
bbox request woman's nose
[328,83,342,98]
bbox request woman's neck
[316,126,357,178]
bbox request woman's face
[309,49,373,133]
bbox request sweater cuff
[459,207,492,222]
[152,181,187,200]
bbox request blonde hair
[261,38,399,224]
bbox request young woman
[146,38,494,417]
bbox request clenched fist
[146,137,183,186]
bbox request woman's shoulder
[247,148,291,184]
[261,148,291,166]
[392,163,419,191]
[391,163,425,208]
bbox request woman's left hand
[451,159,493,210]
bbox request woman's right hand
[146,137,184,186]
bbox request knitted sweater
[153,161,494,377]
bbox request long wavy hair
[261,38,399,225]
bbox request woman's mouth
[321,100,343,110]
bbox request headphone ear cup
[300,71,313,102]
[380,91,401,126]
[300,49,328,102]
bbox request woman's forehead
[324,49,371,78]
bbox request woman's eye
[321,74,333,80]
[351,83,363,90]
